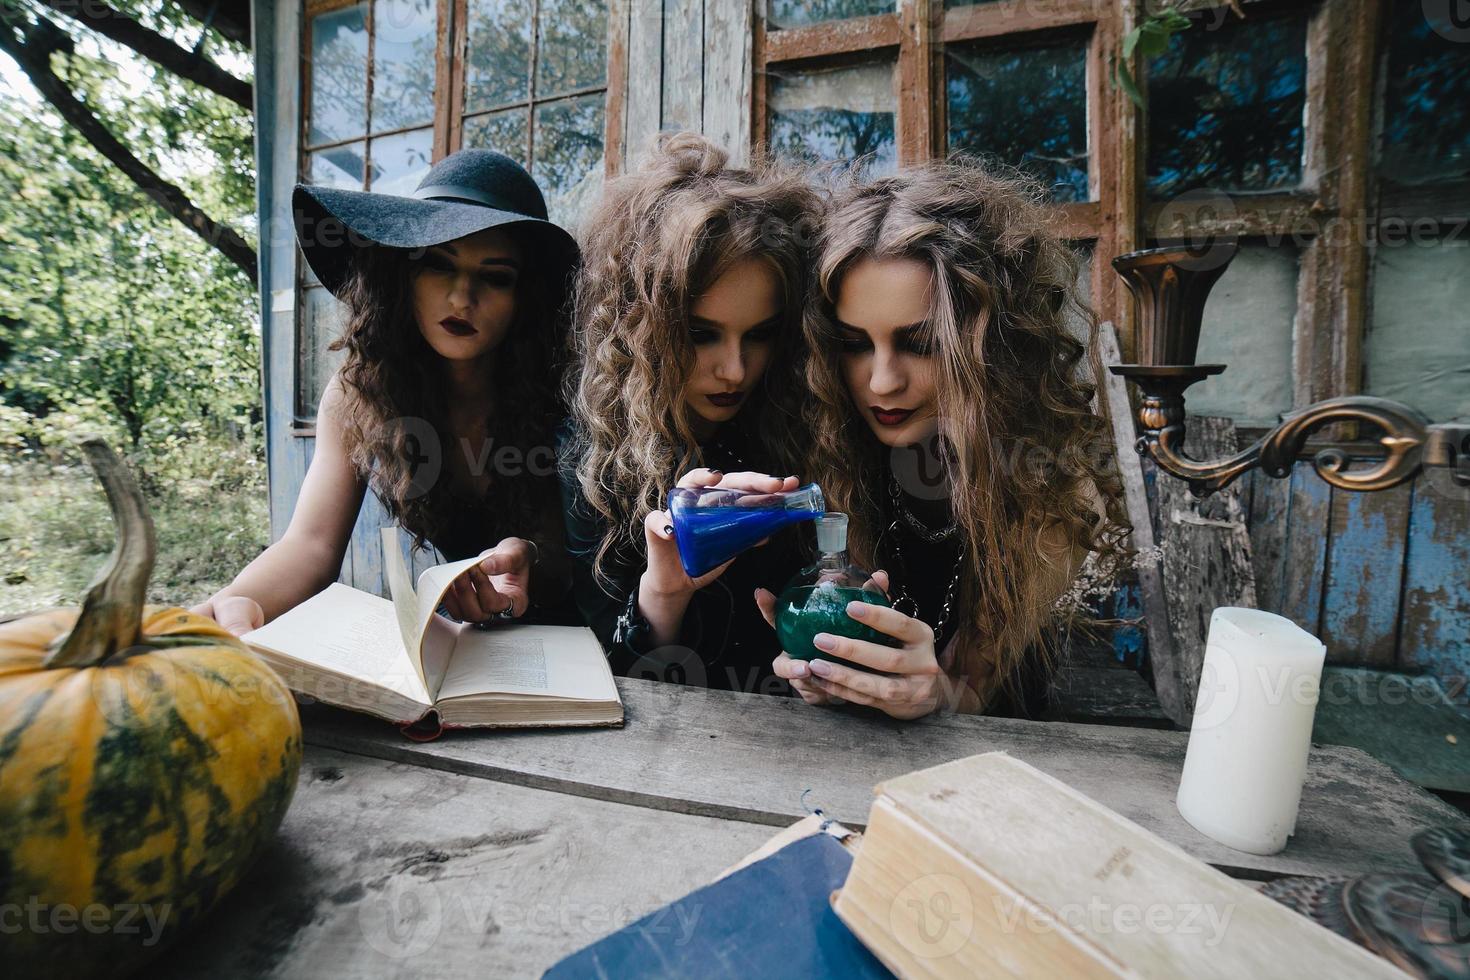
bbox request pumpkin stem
[44,440,156,669]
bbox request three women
[204,133,1127,721]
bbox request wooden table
[157,677,1470,978]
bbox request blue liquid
[672,505,823,578]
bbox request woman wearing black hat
[194,149,580,635]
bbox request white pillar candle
[1176,607,1326,856]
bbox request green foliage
[1114,3,1240,108]
[0,0,260,480]
[0,451,268,609]
[1,1,266,609]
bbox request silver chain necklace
[884,479,966,645]
[888,476,960,542]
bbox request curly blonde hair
[803,159,1130,707]
[564,133,822,586]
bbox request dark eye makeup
[834,321,935,356]
[687,315,782,346]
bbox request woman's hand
[636,468,797,648]
[755,587,837,707]
[191,595,265,636]
[442,536,536,622]
[758,573,950,720]
[642,468,799,599]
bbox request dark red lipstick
[871,406,915,426]
[441,316,476,337]
[706,391,745,408]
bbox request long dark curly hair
[328,238,564,553]
[563,133,823,588]
[804,159,1131,707]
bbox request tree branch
[36,0,251,109]
[170,0,249,48]
[0,19,258,284]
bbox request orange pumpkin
[0,442,301,979]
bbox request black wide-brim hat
[292,148,580,302]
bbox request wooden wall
[1241,463,1468,687]
[618,0,754,171]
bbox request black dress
[879,483,1052,720]
[556,419,803,695]
[416,480,583,628]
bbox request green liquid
[775,583,899,669]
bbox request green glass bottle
[775,513,898,671]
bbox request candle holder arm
[1110,364,1470,498]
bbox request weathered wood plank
[261,0,304,544]
[299,679,1468,881]
[1398,469,1470,683]
[761,13,900,64]
[347,491,390,598]
[155,745,776,979]
[1321,479,1412,667]
[1313,666,1470,794]
[1247,468,1292,617]
[701,0,752,163]
[623,0,664,167]
[1154,417,1258,727]
[1096,323,1174,696]
[1280,462,1332,636]
[1047,664,1172,729]
[603,0,630,175]
[660,0,703,133]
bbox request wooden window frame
[293,0,624,431]
[752,0,1385,415]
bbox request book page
[380,528,481,701]
[413,553,484,691]
[243,582,432,707]
[381,527,425,679]
[438,626,618,702]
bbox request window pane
[1380,0,1470,186]
[308,143,367,189]
[308,4,369,145]
[368,127,433,195]
[466,0,533,111]
[533,93,605,225]
[945,40,1089,203]
[463,109,531,166]
[1146,15,1307,198]
[768,59,896,174]
[767,0,891,30]
[1366,237,1470,421]
[297,286,348,418]
[536,0,607,97]
[371,0,437,133]
[1183,241,1299,426]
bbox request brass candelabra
[1108,243,1470,497]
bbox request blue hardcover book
[543,832,893,978]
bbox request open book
[243,528,623,730]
